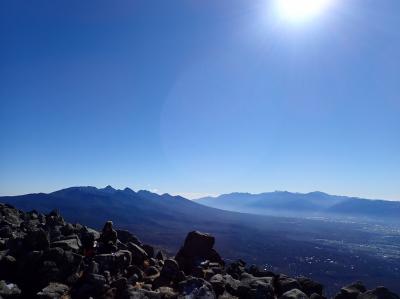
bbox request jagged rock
[0,226,13,238]
[142,244,155,258]
[277,276,303,296]
[175,231,224,275]
[156,250,166,261]
[51,237,80,252]
[110,277,128,291]
[127,242,148,265]
[160,259,180,280]
[37,282,70,298]
[0,205,21,226]
[178,277,215,298]
[0,256,17,280]
[116,229,142,245]
[334,282,367,299]
[46,210,65,227]
[0,280,21,298]
[297,277,323,296]
[226,260,246,279]
[310,294,326,299]
[237,272,274,299]
[60,223,75,236]
[209,274,225,296]
[95,250,131,273]
[145,266,160,278]
[24,228,50,251]
[357,287,400,299]
[280,288,309,299]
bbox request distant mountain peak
[123,187,135,194]
[101,185,116,193]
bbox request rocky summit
[0,203,399,299]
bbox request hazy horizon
[1,184,399,202]
[1,0,399,200]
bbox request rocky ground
[0,203,399,299]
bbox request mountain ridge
[195,190,400,220]
[1,186,400,295]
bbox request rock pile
[0,203,399,299]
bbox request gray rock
[280,288,309,299]
[0,280,21,298]
[37,283,69,299]
[357,287,400,299]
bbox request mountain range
[1,186,400,295]
[196,191,400,221]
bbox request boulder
[37,283,69,299]
[94,250,132,273]
[110,277,128,291]
[127,242,148,265]
[24,228,50,251]
[357,287,400,299]
[142,244,155,258]
[0,256,17,280]
[277,276,303,295]
[175,231,223,274]
[297,277,323,296]
[178,277,215,298]
[60,223,75,236]
[280,288,309,299]
[238,272,274,299]
[334,282,367,299]
[0,280,21,298]
[0,226,13,238]
[51,237,80,252]
[155,251,166,261]
[116,229,142,245]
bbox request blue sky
[0,0,399,200]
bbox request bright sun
[276,0,332,22]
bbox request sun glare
[276,0,332,22]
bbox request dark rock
[0,226,13,238]
[145,266,160,278]
[155,250,166,261]
[60,223,75,236]
[99,221,118,253]
[110,277,128,291]
[127,264,144,281]
[162,259,180,277]
[334,282,367,299]
[297,277,323,296]
[51,238,80,252]
[127,242,148,265]
[46,210,65,227]
[357,287,400,299]
[238,272,274,299]
[277,276,303,295]
[94,250,132,273]
[116,229,142,245]
[178,277,215,298]
[24,228,50,251]
[209,274,225,296]
[175,231,224,274]
[142,244,155,258]
[0,256,17,280]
